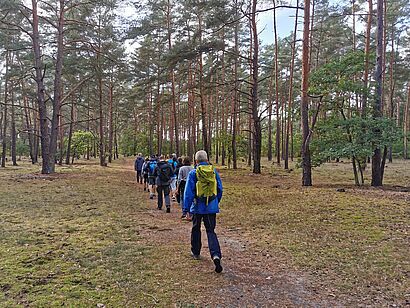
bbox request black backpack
[158,163,172,182]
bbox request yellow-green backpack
[195,165,217,205]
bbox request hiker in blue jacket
[145,155,158,199]
[183,150,223,273]
[134,153,144,184]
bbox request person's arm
[215,170,223,203]
[183,171,196,212]
[178,168,183,184]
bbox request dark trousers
[156,185,170,209]
[136,170,142,183]
[191,214,221,259]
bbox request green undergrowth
[219,159,409,305]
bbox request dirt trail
[126,162,342,307]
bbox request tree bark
[32,0,51,173]
[404,85,409,159]
[273,0,280,165]
[1,52,9,168]
[371,0,384,186]
[267,76,273,161]
[22,93,35,164]
[166,0,179,156]
[10,83,17,166]
[362,0,373,117]
[232,1,239,169]
[285,0,299,170]
[108,82,114,163]
[251,0,261,174]
[387,27,395,163]
[65,101,75,165]
[49,0,65,172]
[301,0,312,186]
[198,14,209,154]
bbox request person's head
[159,155,165,161]
[183,156,191,166]
[138,153,142,157]
[150,154,156,160]
[145,156,149,161]
[178,157,183,164]
[195,150,208,164]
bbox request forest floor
[0,157,409,307]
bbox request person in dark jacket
[183,150,223,273]
[154,155,173,212]
[134,153,144,184]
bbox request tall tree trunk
[148,82,153,155]
[232,2,239,169]
[33,100,39,163]
[49,0,65,173]
[387,27,395,163]
[156,65,162,155]
[403,85,409,159]
[187,61,194,159]
[285,0,299,170]
[166,0,179,156]
[309,0,315,69]
[22,93,35,163]
[32,0,50,173]
[273,0,280,165]
[86,83,90,160]
[10,84,17,166]
[251,0,261,174]
[267,76,273,161]
[362,0,373,117]
[352,0,356,50]
[98,67,105,166]
[65,101,75,165]
[108,82,114,163]
[198,15,209,154]
[97,12,106,167]
[301,0,312,186]
[221,44,226,165]
[371,0,384,186]
[1,52,9,168]
[247,19,253,168]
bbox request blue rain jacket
[183,162,223,214]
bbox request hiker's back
[184,163,222,215]
[156,161,172,186]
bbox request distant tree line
[0,0,409,187]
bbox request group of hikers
[134,150,224,273]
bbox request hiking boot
[213,256,223,273]
[144,187,146,191]
[191,252,201,260]
[149,194,154,200]
[166,207,171,213]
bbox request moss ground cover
[0,158,408,306]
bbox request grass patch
[1,157,408,306]
[219,159,409,305]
